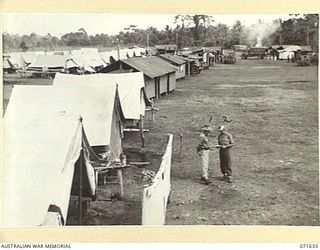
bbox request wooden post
[120,61,123,71]
[117,169,124,198]
[140,114,145,148]
[95,170,99,187]
[178,133,183,161]
[151,100,155,121]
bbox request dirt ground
[2,59,319,226]
[154,59,319,226]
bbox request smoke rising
[247,20,280,47]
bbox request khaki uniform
[218,131,234,177]
[198,132,210,180]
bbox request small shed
[181,57,196,76]
[100,56,176,99]
[158,54,187,80]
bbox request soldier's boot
[201,177,211,185]
[205,179,212,185]
[222,173,228,180]
[200,177,207,182]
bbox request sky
[2,13,293,37]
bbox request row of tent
[5,44,312,74]
[3,47,218,77]
[3,47,148,74]
[2,72,151,227]
[2,46,216,226]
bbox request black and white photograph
[1,11,319,228]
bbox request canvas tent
[2,87,98,226]
[70,49,106,71]
[7,52,25,69]
[21,51,45,67]
[100,48,147,65]
[100,50,128,64]
[3,58,16,73]
[26,55,79,76]
[53,72,151,122]
[68,53,96,74]
[7,84,125,166]
[277,45,303,60]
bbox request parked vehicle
[297,54,311,66]
[248,47,267,59]
[223,54,237,64]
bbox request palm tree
[78,28,88,37]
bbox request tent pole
[78,120,83,225]
[140,114,145,148]
[117,169,124,198]
[179,133,183,161]
[151,101,155,121]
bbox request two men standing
[197,124,234,184]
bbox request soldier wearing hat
[197,124,213,185]
[216,125,234,183]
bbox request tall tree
[174,14,214,46]
[230,20,245,46]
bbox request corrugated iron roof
[158,54,186,65]
[147,56,178,71]
[181,57,196,62]
[123,56,175,79]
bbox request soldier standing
[197,125,213,185]
[216,126,234,183]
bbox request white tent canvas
[54,72,150,120]
[2,85,101,226]
[100,50,128,63]
[279,50,295,60]
[70,49,106,69]
[68,53,96,73]
[7,52,24,69]
[5,84,120,147]
[3,96,84,226]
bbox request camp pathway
[144,59,318,225]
